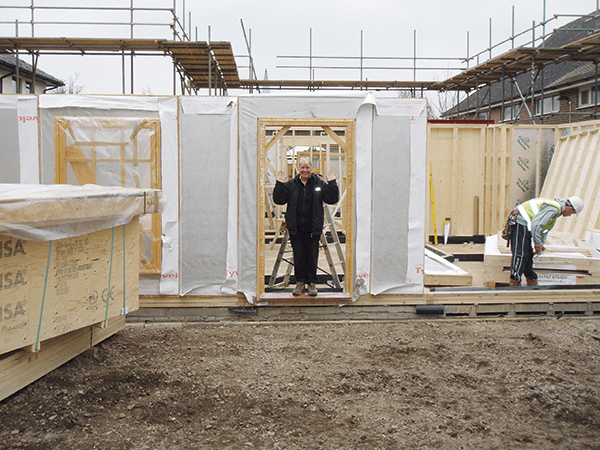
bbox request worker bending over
[509,196,583,287]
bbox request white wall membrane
[18,97,40,184]
[11,93,426,300]
[353,102,374,298]
[370,97,426,294]
[37,95,179,294]
[0,97,23,183]
[179,97,238,295]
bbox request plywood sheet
[0,219,139,355]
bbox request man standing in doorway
[273,157,338,296]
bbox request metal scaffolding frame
[0,0,599,117]
[0,1,239,95]
[437,11,600,122]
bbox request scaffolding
[436,11,600,123]
[1,0,600,120]
[0,1,239,95]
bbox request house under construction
[2,1,600,400]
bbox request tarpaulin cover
[0,183,162,241]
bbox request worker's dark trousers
[509,222,537,283]
[290,231,320,285]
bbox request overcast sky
[1,0,598,98]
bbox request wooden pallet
[0,315,125,401]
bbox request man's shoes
[307,283,318,297]
[509,278,520,287]
[526,278,538,286]
[292,283,305,296]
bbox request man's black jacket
[272,173,339,237]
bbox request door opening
[257,118,355,299]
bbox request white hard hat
[568,196,584,213]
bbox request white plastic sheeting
[179,97,238,295]
[0,96,38,184]
[8,93,427,301]
[359,96,427,295]
[0,184,160,241]
[37,95,179,295]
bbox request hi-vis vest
[517,198,562,232]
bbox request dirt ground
[1,317,600,450]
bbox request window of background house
[476,111,490,120]
[536,95,560,115]
[580,86,598,106]
[502,104,522,121]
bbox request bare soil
[1,317,600,450]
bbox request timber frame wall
[426,119,600,239]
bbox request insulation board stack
[483,232,600,286]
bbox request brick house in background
[0,54,63,94]
[444,10,600,125]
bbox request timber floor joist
[131,295,600,323]
[135,287,600,322]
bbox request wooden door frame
[257,117,355,297]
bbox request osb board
[0,315,125,401]
[0,185,161,232]
[0,219,139,356]
[541,127,600,239]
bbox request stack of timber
[0,184,159,401]
[483,231,600,287]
